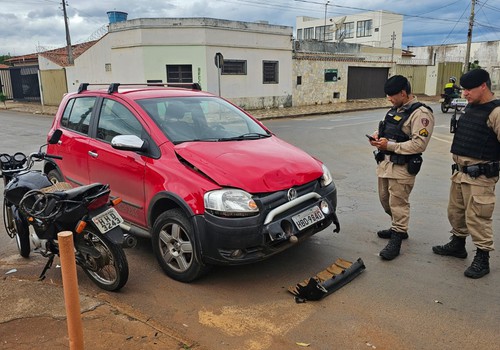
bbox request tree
[0,92,6,108]
[0,55,11,65]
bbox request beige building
[38,17,294,110]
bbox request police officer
[433,68,500,278]
[369,75,434,260]
[444,76,461,99]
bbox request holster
[407,154,423,175]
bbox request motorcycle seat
[44,183,109,200]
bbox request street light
[324,1,330,42]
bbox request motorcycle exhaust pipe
[123,233,137,248]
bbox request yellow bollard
[58,231,84,350]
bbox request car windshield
[137,96,270,144]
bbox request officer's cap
[384,75,409,96]
[460,69,490,89]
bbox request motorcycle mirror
[48,129,62,144]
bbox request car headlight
[204,189,259,217]
[320,164,333,187]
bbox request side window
[96,99,143,143]
[63,97,95,135]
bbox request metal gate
[347,67,389,99]
[10,66,41,102]
[39,69,67,106]
[394,65,427,94]
[0,69,13,99]
[436,62,463,95]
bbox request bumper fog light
[230,249,244,258]
[320,200,330,215]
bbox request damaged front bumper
[289,258,366,301]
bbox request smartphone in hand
[366,134,376,141]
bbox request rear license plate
[92,208,124,234]
[292,206,325,231]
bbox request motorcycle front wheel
[77,228,129,291]
[3,202,30,258]
[441,102,449,113]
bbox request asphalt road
[1,107,499,350]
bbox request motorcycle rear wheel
[78,228,129,291]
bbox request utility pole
[391,31,396,64]
[62,0,73,64]
[324,1,330,42]
[463,0,475,73]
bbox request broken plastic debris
[5,269,17,275]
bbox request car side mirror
[48,129,63,144]
[111,135,146,152]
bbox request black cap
[460,69,490,89]
[384,75,409,96]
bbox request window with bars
[356,20,372,37]
[166,65,193,83]
[222,60,247,75]
[263,61,279,84]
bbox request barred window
[222,60,247,75]
[166,65,192,83]
[263,61,279,84]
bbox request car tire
[152,209,210,282]
[47,169,64,184]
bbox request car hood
[174,137,323,193]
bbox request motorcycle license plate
[292,206,325,231]
[92,208,124,234]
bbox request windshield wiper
[217,133,270,141]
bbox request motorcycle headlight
[204,189,259,217]
[320,164,333,187]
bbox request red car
[45,83,339,282]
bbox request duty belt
[452,162,500,178]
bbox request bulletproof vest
[451,100,500,160]
[379,102,430,144]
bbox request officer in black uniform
[433,68,500,278]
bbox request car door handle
[88,151,98,158]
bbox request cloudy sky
[1,0,500,56]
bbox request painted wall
[296,10,403,49]
[59,18,293,109]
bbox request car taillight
[87,193,110,211]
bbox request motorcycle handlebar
[45,154,63,160]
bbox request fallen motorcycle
[1,130,129,291]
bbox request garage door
[347,67,389,99]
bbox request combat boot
[379,232,404,260]
[464,249,490,279]
[432,235,468,258]
[377,229,408,240]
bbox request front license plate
[92,208,124,234]
[292,206,325,231]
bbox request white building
[38,17,294,110]
[296,10,403,49]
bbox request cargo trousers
[448,175,496,251]
[378,176,415,233]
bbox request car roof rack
[77,82,202,94]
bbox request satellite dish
[334,16,346,31]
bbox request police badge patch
[419,128,429,137]
[421,118,429,127]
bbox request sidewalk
[2,95,440,120]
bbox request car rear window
[61,97,96,135]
